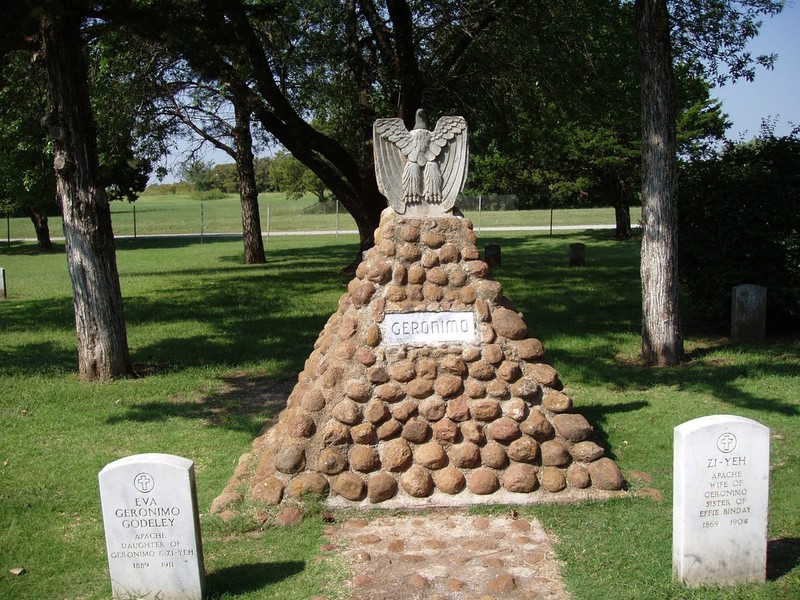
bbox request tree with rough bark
[39,4,134,379]
[636,0,782,365]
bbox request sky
[712,1,799,139]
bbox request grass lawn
[2,190,637,240]
[0,226,797,599]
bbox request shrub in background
[678,128,800,328]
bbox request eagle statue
[373,109,468,216]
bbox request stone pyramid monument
[212,113,624,514]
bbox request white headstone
[673,415,770,586]
[99,453,205,600]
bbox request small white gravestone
[673,415,770,586]
[99,453,205,600]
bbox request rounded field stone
[419,396,446,421]
[486,417,521,442]
[448,442,481,468]
[332,399,361,425]
[407,378,434,399]
[407,265,426,284]
[401,417,431,443]
[491,307,528,340]
[520,410,555,441]
[507,436,539,463]
[416,358,438,380]
[368,472,398,503]
[496,361,522,383]
[300,388,326,412]
[433,467,466,494]
[287,412,315,438]
[503,463,538,493]
[322,420,351,446]
[481,442,509,468]
[415,442,448,469]
[566,464,591,488]
[274,446,305,474]
[439,243,459,263]
[468,360,495,381]
[351,422,377,444]
[287,473,329,498]
[345,379,372,403]
[470,398,501,421]
[355,347,377,366]
[570,441,605,462]
[376,418,402,440]
[461,421,485,444]
[351,281,376,308]
[375,382,406,403]
[588,457,625,490]
[515,337,545,360]
[464,379,486,398]
[542,390,573,413]
[434,375,463,398]
[505,398,528,422]
[539,467,567,493]
[365,324,381,347]
[440,355,467,376]
[332,340,356,360]
[468,468,500,495]
[462,346,481,362]
[540,440,571,467]
[510,377,540,400]
[400,465,434,497]
[392,400,419,422]
[446,395,470,421]
[431,417,459,443]
[426,266,449,286]
[486,379,510,399]
[368,366,390,384]
[251,477,284,505]
[334,472,367,501]
[364,400,390,424]
[317,448,348,475]
[389,361,416,383]
[526,363,560,388]
[487,574,516,593]
[349,445,381,473]
[552,413,593,442]
[381,438,413,472]
[482,344,504,365]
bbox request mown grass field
[0,211,797,599]
[2,191,636,240]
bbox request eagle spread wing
[373,114,468,214]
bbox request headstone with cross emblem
[99,453,205,600]
[672,415,770,586]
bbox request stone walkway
[323,513,571,600]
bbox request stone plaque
[673,415,769,586]
[99,453,205,600]
[384,311,477,344]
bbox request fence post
[133,205,137,240]
[336,199,340,240]
[478,195,483,233]
[200,203,204,244]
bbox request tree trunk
[636,0,684,366]
[613,198,632,239]
[40,6,133,380]
[26,206,54,252]
[232,98,266,264]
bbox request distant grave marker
[731,284,767,342]
[673,415,770,586]
[99,453,205,600]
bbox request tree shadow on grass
[205,560,305,597]
[105,374,293,436]
[768,538,800,581]
[578,400,651,460]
